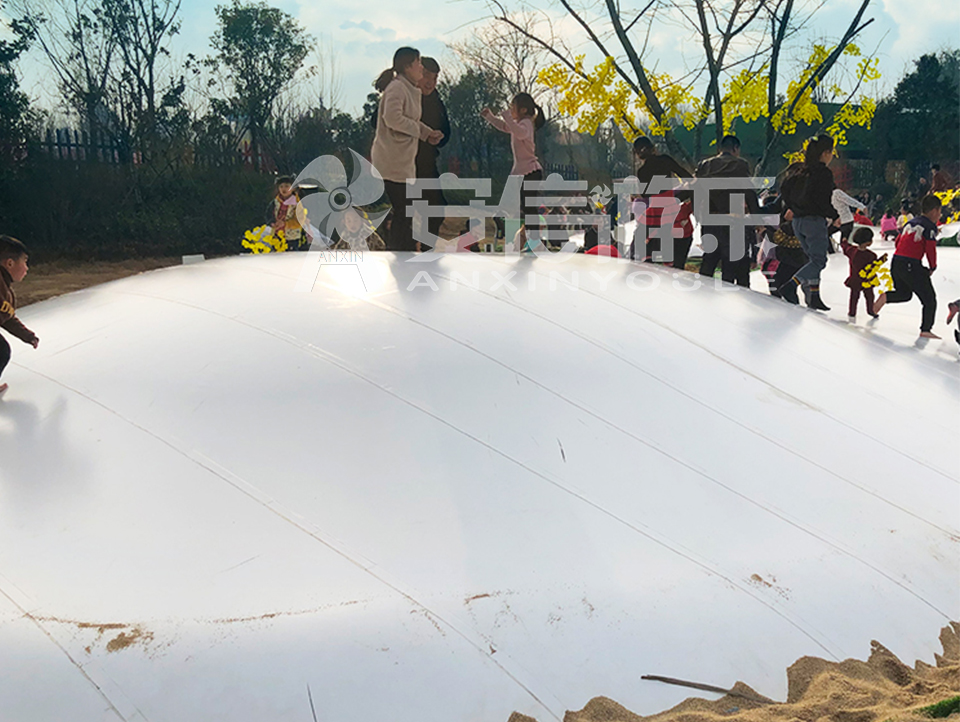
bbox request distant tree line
[0,0,955,260]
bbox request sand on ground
[509,624,959,722]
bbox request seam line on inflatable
[513,264,958,484]
[422,268,958,537]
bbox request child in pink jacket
[481,93,545,250]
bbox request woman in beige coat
[371,47,444,251]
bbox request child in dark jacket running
[841,227,883,321]
[874,194,941,338]
[0,235,40,397]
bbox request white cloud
[881,0,960,60]
[339,20,396,41]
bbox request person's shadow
[0,395,89,512]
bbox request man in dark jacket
[415,57,451,247]
[694,135,760,286]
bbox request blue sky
[4,0,959,117]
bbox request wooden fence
[33,128,268,169]
[36,128,126,163]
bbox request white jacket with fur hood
[370,75,432,184]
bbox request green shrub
[917,696,960,718]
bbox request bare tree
[677,0,767,146]
[449,11,555,99]
[307,36,343,111]
[488,0,693,162]
[101,0,182,155]
[12,0,118,138]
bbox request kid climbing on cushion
[0,235,40,398]
[880,212,898,241]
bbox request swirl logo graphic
[589,184,613,210]
[295,150,388,248]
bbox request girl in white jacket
[831,188,868,245]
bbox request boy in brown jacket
[1,235,40,397]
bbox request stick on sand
[641,675,774,704]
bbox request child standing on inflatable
[779,134,839,310]
[266,175,304,250]
[840,227,883,321]
[0,235,40,398]
[481,93,545,251]
[874,195,942,338]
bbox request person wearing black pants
[694,135,760,286]
[779,135,839,310]
[383,180,417,251]
[884,256,937,332]
[0,333,9,382]
[521,169,544,240]
[773,245,807,295]
[699,224,751,285]
[630,136,691,263]
[415,57,451,248]
[874,194,942,338]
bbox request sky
[3,0,959,118]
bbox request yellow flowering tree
[495,0,879,171]
[539,41,880,171]
[934,189,960,225]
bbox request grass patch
[917,696,960,718]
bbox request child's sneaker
[847,315,856,323]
